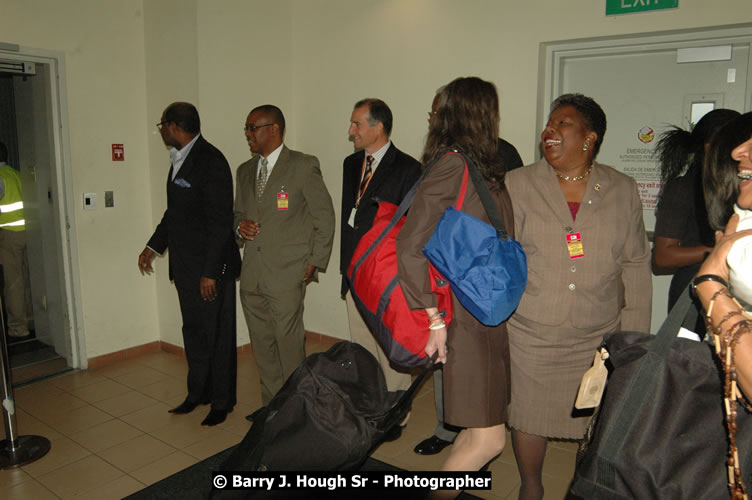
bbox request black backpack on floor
[221,341,429,473]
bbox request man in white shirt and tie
[234,105,335,414]
[340,99,421,439]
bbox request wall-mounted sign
[618,127,661,211]
[606,0,678,16]
[112,144,124,161]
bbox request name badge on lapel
[277,187,288,210]
[566,232,585,259]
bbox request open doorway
[0,47,81,385]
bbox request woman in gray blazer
[504,94,652,499]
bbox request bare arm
[695,214,752,395]
[652,236,712,272]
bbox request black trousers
[176,276,237,411]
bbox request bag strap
[349,150,455,277]
[453,165,470,210]
[594,286,696,488]
[453,150,511,241]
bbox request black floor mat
[124,446,484,500]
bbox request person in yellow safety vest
[0,141,32,339]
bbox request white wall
[1,0,751,358]
[143,0,200,348]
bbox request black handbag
[571,287,752,499]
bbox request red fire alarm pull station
[112,144,125,161]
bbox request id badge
[566,232,584,259]
[347,206,356,228]
[277,190,289,210]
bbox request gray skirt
[507,313,619,439]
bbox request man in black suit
[341,98,421,399]
[138,102,241,426]
[413,90,525,455]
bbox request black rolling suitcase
[220,341,431,476]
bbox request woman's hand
[698,214,752,280]
[424,327,448,364]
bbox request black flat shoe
[382,424,404,443]
[413,435,452,455]
[201,409,229,426]
[168,400,199,414]
[245,406,267,423]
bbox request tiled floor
[0,337,577,499]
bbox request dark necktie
[359,155,374,198]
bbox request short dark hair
[163,102,201,134]
[657,108,740,183]
[704,112,752,230]
[250,104,286,135]
[550,93,607,158]
[0,141,7,163]
[354,98,393,137]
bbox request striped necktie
[256,157,269,199]
[359,155,374,198]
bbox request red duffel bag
[346,152,463,368]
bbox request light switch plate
[83,192,96,210]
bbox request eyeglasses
[244,123,274,133]
[156,120,169,130]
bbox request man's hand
[200,277,217,301]
[138,247,156,275]
[237,220,261,240]
[302,264,317,284]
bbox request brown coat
[397,152,514,428]
[504,159,652,438]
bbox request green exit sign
[606,0,678,16]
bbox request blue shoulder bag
[422,151,527,326]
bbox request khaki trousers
[0,229,31,337]
[345,291,410,392]
[241,283,306,405]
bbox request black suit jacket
[340,142,421,296]
[498,137,523,171]
[147,135,241,290]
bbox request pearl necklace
[554,165,592,182]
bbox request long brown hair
[421,77,505,190]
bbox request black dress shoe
[382,424,404,443]
[168,400,199,414]
[413,435,452,455]
[245,406,267,423]
[201,409,229,426]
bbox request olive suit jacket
[234,146,335,292]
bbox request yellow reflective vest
[0,165,24,232]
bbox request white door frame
[0,43,86,369]
[538,23,752,161]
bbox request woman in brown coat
[397,77,514,472]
